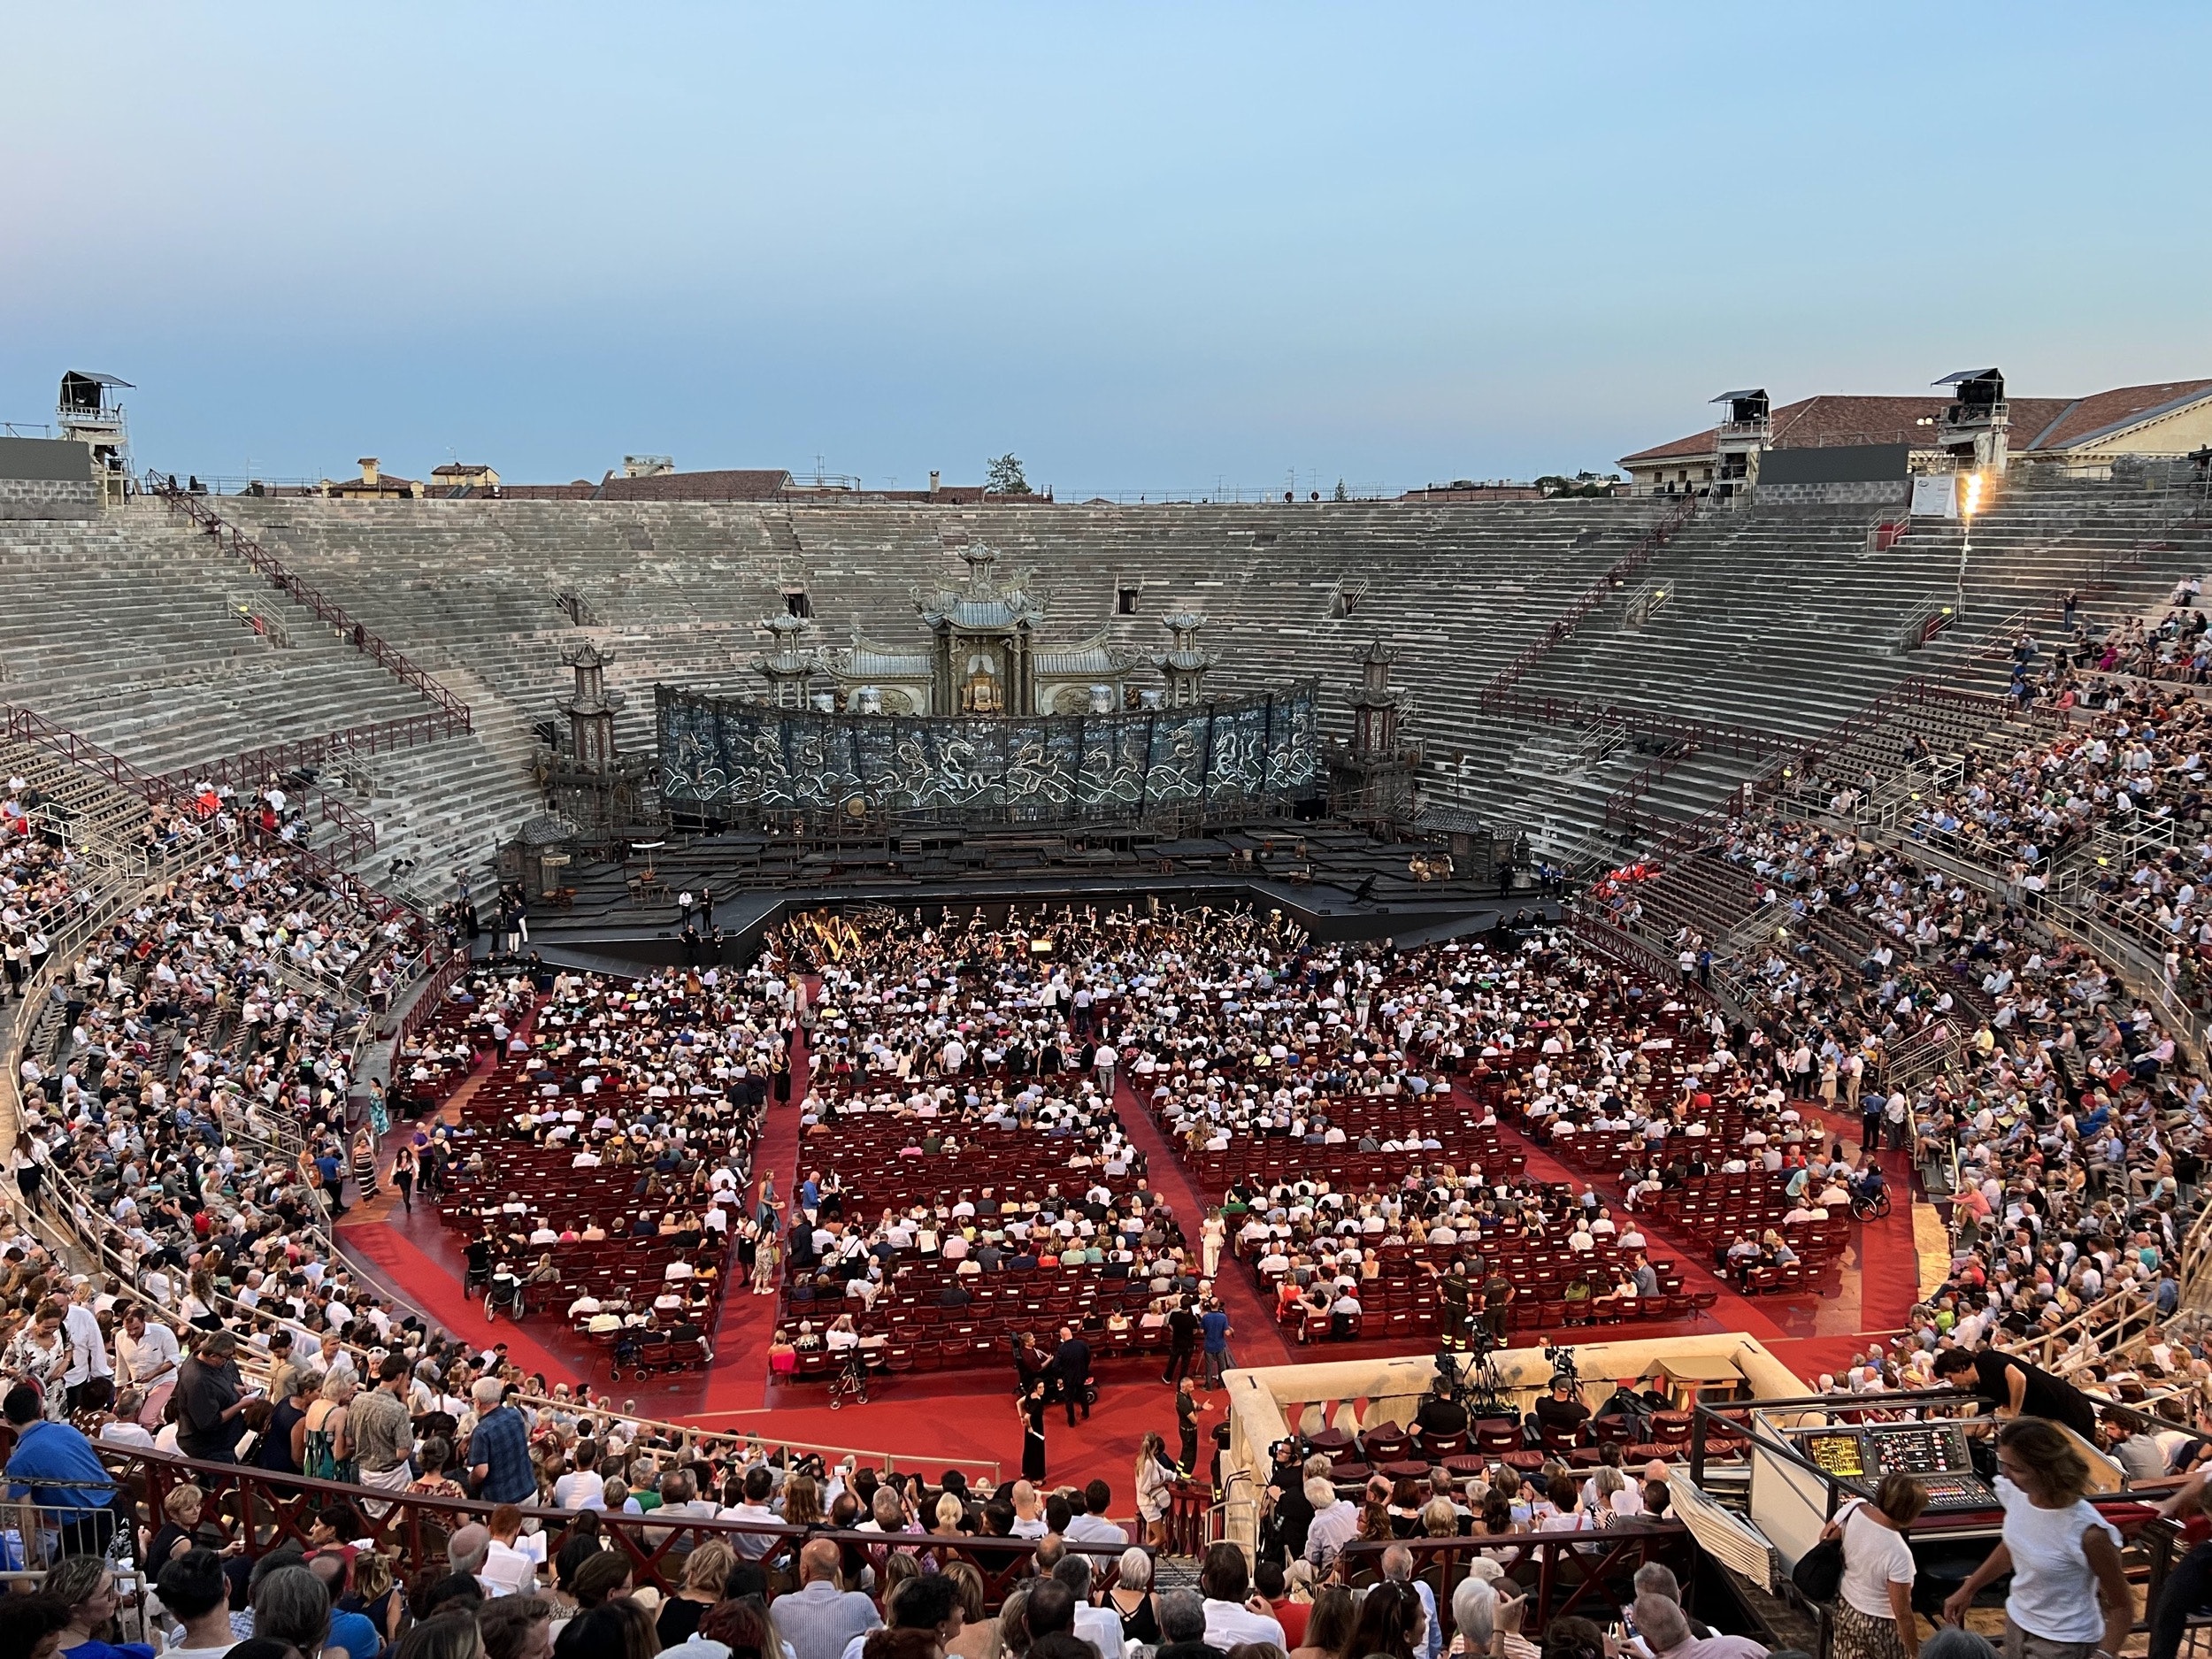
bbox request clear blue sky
[4,3,2206,495]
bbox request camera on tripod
[1543,1340,1581,1394]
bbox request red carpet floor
[1110,1069,1294,1370]
[342,1223,572,1382]
[337,1002,1936,1486]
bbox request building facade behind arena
[1623,371,2212,497]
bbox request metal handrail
[1478,495,1700,713]
[145,479,472,731]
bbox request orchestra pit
[8,375,2212,1659]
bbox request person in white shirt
[116,1309,181,1387]
[61,1282,112,1402]
[1063,1479,1129,1547]
[1201,1543,1286,1650]
[479,1505,538,1595]
[552,1445,606,1510]
[1302,1480,1361,1569]
[1010,1481,1049,1539]
[96,1394,157,1450]
[1056,1555,1125,1659]
[718,1466,786,1560]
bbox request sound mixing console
[1793,1422,1996,1511]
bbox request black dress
[1022,1396,1048,1481]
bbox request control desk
[1794,1422,1996,1512]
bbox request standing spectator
[1019,1380,1048,1483]
[1942,1418,2133,1659]
[113,1310,180,1392]
[466,1379,537,1506]
[1163,1299,1198,1386]
[1861,1089,1886,1158]
[3,1385,116,1558]
[1135,1433,1177,1549]
[1175,1379,1204,1476]
[1200,1300,1233,1389]
[58,1281,111,1414]
[349,1355,416,1512]
[1052,1326,1093,1428]
[173,1333,249,1464]
[1828,1475,1925,1659]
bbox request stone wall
[0,478,102,519]
[1753,478,1909,508]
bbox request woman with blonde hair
[659,1539,736,1647]
[345,1548,405,1650]
[1943,1417,2131,1659]
[931,1491,967,1537]
[48,1555,142,1659]
[1135,1431,1177,1548]
[302,1370,357,1483]
[941,1559,997,1659]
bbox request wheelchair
[1848,1180,1893,1221]
[485,1268,527,1322]
[827,1348,870,1410]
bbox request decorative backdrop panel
[657,685,1318,819]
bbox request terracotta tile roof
[1769,395,1948,448]
[2018,380,2212,452]
[1619,427,1721,465]
[1624,392,2079,467]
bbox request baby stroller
[485,1263,526,1322]
[827,1348,870,1410]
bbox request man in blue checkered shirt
[465,1379,536,1505]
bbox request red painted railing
[1,704,180,804]
[150,709,464,795]
[390,941,472,1044]
[115,1448,1131,1609]
[1477,495,1699,714]
[4,703,401,913]
[148,478,472,731]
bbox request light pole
[1955,471,1983,619]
